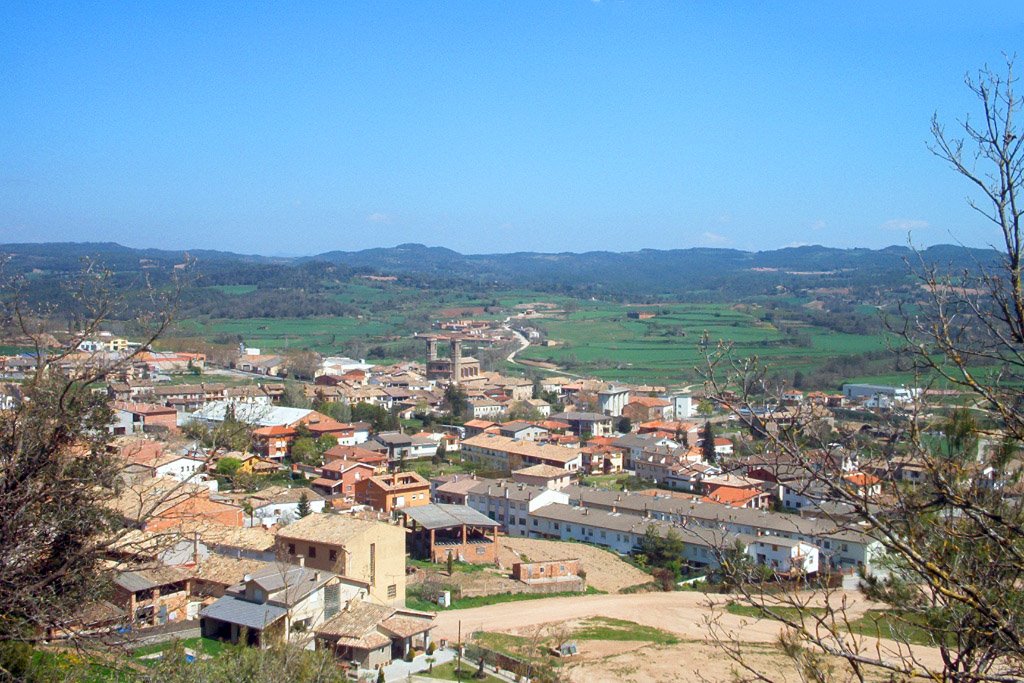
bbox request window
[308,545,317,558]
[329,549,337,562]
[387,584,397,599]
[287,543,296,555]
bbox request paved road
[501,321,589,379]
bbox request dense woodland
[0,240,1000,320]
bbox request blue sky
[1,2,1022,255]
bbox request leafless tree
[0,258,194,655]
[702,60,1024,683]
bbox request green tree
[185,409,253,452]
[701,421,716,464]
[280,381,312,408]
[315,434,338,455]
[635,526,685,579]
[351,402,399,431]
[241,500,256,527]
[443,384,470,421]
[290,437,320,466]
[696,399,714,417]
[152,641,348,682]
[215,456,243,477]
[615,416,632,434]
[314,399,352,423]
[296,492,312,518]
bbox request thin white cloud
[882,218,929,231]
[810,220,826,231]
[367,212,391,224]
[702,231,729,245]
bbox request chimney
[298,556,305,568]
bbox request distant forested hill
[0,240,1002,318]
[313,242,1000,298]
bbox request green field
[206,284,258,295]
[172,285,904,389]
[517,303,892,384]
[177,316,397,353]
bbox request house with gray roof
[315,601,435,671]
[554,486,882,574]
[551,411,614,437]
[527,503,820,575]
[200,560,354,648]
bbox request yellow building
[275,514,406,607]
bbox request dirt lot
[497,536,651,593]
[433,591,943,683]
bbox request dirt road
[434,591,799,643]
[432,591,944,683]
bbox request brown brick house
[355,471,431,513]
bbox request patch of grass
[27,648,135,682]
[846,610,946,647]
[473,632,531,657]
[572,617,679,645]
[579,473,624,487]
[620,581,660,594]
[133,636,227,659]
[420,660,504,682]
[408,558,492,574]
[206,284,257,295]
[406,594,444,612]
[724,602,826,621]
[724,604,943,647]
[412,586,604,611]
[724,606,937,651]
